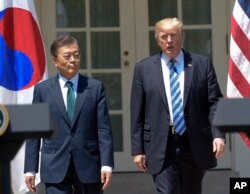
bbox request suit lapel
[153,54,169,111]
[183,51,194,108]
[71,75,89,126]
[49,76,70,124]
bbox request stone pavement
[105,170,238,194]
[25,170,238,194]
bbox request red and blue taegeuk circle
[0,7,45,91]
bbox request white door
[39,0,230,171]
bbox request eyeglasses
[59,52,81,61]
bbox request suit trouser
[45,156,103,194]
[153,131,205,194]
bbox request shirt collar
[161,50,184,73]
[59,73,79,90]
[161,50,183,65]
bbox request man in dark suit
[24,35,114,194]
[130,18,225,194]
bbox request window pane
[92,73,122,110]
[56,0,85,27]
[110,115,123,151]
[90,0,119,27]
[91,32,121,69]
[149,31,161,56]
[182,0,211,25]
[148,0,177,26]
[57,32,87,69]
[184,29,212,59]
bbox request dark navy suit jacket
[24,74,114,183]
[131,50,225,175]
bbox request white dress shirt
[161,51,185,126]
[58,73,78,110]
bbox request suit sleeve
[97,83,114,168]
[207,60,225,139]
[24,86,41,173]
[130,63,145,155]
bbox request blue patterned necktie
[169,59,186,135]
[66,81,75,122]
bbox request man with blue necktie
[130,18,225,194]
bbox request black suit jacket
[25,74,114,183]
[130,50,225,175]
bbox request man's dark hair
[50,35,79,57]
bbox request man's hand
[101,171,112,190]
[213,138,226,159]
[25,176,36,193]
[133,154,147,172]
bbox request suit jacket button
[68,147,72,152]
